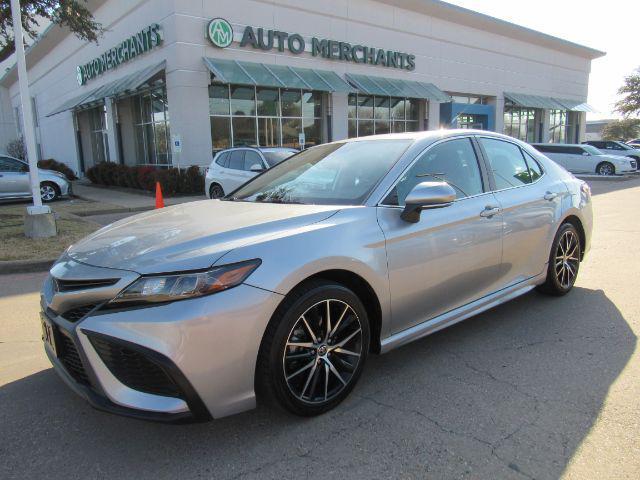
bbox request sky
[444,0,639,120]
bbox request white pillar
[427,101,441,130]
[541,109,551,142]
[331,92,348,141]
[493,97,504,133]
[104,97,119,164]
[10,0,42,208]
[578,112,587,143]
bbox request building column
[104,97,119,164]
[331,92,349,141]
[578,112,587,143]
[541,109,551,142]
[427,101,441,130]
[492,97,504,133]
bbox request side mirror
[401,181,456,223]
[250,164,265,173]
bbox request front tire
[537,223,581,296]
[596,162,615,176]
[256,280,370,416]
[209,183,224,199]
[40,182,60,202]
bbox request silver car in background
[40,130,592,421]
[0,155,72,201]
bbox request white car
[531,143,636,175]
[205,147,297,198]
[583,141,640,166]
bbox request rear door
[0,157,30,198]
[478,137,565,288]
[224,150,252,191]
[377,137,504,333]
[563,146,589,173]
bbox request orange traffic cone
[155,181,165,209]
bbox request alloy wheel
[40,185,56,201]
[554,230,580,289]
[210,185,224,199]
[598,163,613,175]
[282,299,363,404]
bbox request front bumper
[42,281,284,421]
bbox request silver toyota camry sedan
[40,130,592,421]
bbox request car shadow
[0,287,634,479]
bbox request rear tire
[209,183,224,199]
[596,162,615,176]
[537,223,581,296]
[40,182,60,202]
[256,280,370,416]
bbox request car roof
[531,143,586,147]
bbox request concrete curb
[575,174,634,181]
[0,258,55,275]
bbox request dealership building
[0,0,604,176]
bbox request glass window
[347,94,421,138]
[504,103,538,143]
[209,85,230,115]
[244,150,263,171]
[263,150,294,167]
[230,140,412,205]
[374,97,390,120]
[211,117,231,149]
[549,109,567,144]
[210,84,323,151]
[390,98,405,120]
[385,138,483,205]
[523,151,544,182]
[228,150,245,170]
[215,151,230,167]
[230,86,255,116]
[281,89,302,117]
[480,138,532,190]
[356,95,374,119]
[257,88,279,116]
[132,86,170,165]
[0,157,26,172]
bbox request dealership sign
[207,19,415,71]
[76,24,163,86]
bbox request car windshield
[614,142,632,150]
[229,140,412,205]
[263,150,295,167]
[582,145,602,155]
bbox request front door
[0,157,30,198]
[377,137,504,334]
[478,137,565,288]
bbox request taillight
[580,182,591,202]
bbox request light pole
[10,0,56,237]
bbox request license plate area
[41,313,58,357]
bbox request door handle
[480,206,501,218]
[544,192,558,201]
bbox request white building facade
[0,0,604,176]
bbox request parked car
[205,147,297,198]
[0,155,72,202]
[582,140,640,166]
[41,130,592,421]
[531,143,636,175]
[626,139,640,148]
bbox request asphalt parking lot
[1,177,638,480]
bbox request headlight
[110,259,261,306]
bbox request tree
[5,136,26,159]
[0,1,102,63]
[601,118,640,142]
[614,67,640,117]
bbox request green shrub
[38,159,77,181]
[85,162,205,196]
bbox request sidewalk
[73,182,205,211]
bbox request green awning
[504,92,565,109]
[555,98,597,113]
[46,61,165,116]
[345,73,451,102]
[204,58,355,93]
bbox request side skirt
[380,273,546,354]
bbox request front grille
[54,278,119,292]
[61,304,97,322]
[88,335,181,398]
[59,334,90,385]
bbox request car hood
[67,200,342,274]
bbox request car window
[588,141,605,148]
[480,138,532,189]
[215,152,230,168]
[384,138,484,205]
[523,151,544,182]
[581,145,602,155]
[263,150,295,167]
[228,150,245,170]
[231,140,412,205]
[606,142,625,150]
[244,151,263,171]
[0,157,26,172]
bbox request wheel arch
[561,214,586,260]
